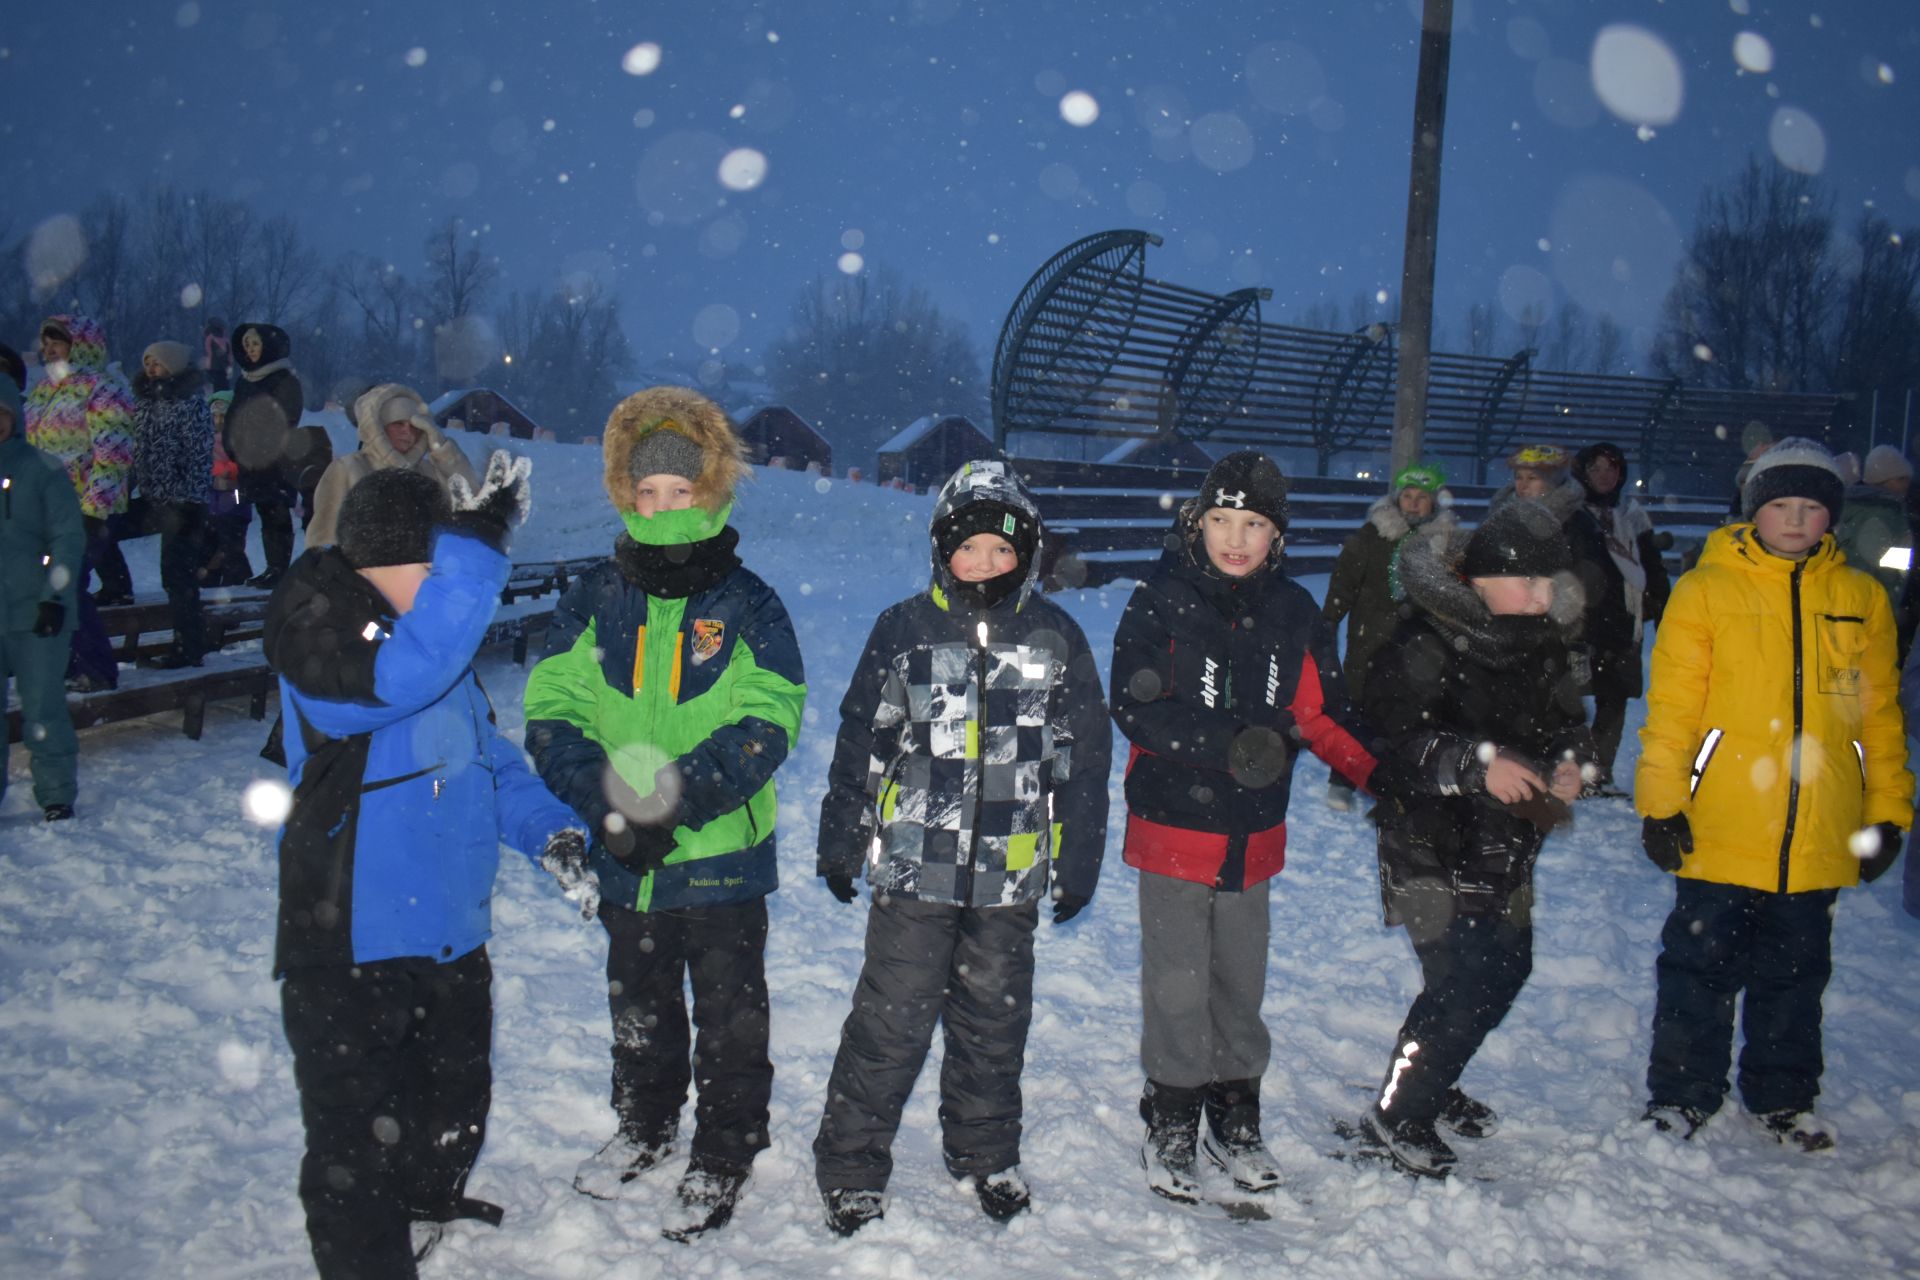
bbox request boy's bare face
[949,533,1018,583]
[1471,575,1554,616]
[1753,497,1830,560]
[633,473,696,518]
[1202,508,1277,577]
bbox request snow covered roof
[878,413,985,454]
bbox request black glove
[603,819,677,875]
[1051,892,1090,925]
[444,450,532,554]
[32,600,65,638]
[1642,813,1692,873]
[1859,822,1904,884]
[1364,756,1416,806]
[540,829,600,921]
[823,873,858,904]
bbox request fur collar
[240,358,293,383]
[1396,521,1583,668]
[1489,474,1585,527]
[1366,494,1459,542]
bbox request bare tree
[254,216,320,325]
[1541,301,1587,372]
[335,253,418,375]
[1589,314,1627,376]
[422,217,499,323]
[1461,301,1500,358]
[493,280,635,437]
[1828,211,1920,395]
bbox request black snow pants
[599,896,773,1173]
[813,896,1038,1192]
[280,946,493,1280]
[1647,879,1838,1117]
[1377,914,1534,1124]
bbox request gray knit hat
[626,427,706,484]
[1742,437,1845,523]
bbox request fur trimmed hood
[1397,518,1585,666]
[351,382,442,468]
[1365,492,1460,542]
[601,385,744,515]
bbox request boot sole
[1140,1149,1201,1204]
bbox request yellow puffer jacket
[1637,524,1913,893]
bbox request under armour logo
[1216,488,1247,508]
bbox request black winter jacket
[130,367,213,505]
[227,324,304,493]
[1323,496,1460,700]
[1488,476,1629,656]
[1363,526,1594,931]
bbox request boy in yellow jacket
[1636,439,1913,1149]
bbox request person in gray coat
[0,374,85,820]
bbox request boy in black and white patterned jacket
[811,458,1111,1236]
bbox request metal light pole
[1389,0,1455,478]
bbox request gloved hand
[1364,757,1416,805]
[822,873,858,904]
[1051,892,1090,925]
[32,600,65,638]
[603,818,677,875]
[540,829,600,922]
[445,450,533,554]
[1642,813,1693,873]
[1857,822,1905,884]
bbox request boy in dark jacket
[1356,501,1593,1176]
[812,459,1110,1236]
[1111,451,1387,1204]
[524,387,805,1242]
[0,374,84,821]
[265,456,597,1278]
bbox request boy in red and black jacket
[1111,450,1387,1205]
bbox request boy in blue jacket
[264,457,597,1278]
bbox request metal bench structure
[993,230,1843,481]
[7,557,600,746]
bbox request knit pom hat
[933,498,1040,573]
[1741,437,1845,522]
[1461,501,1572,579]
[335,468,451,569]
[1862,444,1912,487]
[1197,450,1289,529]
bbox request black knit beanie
[1741,437,1846,523]
[1461,502,1571,579]
[934,499,1040,572]
[335,468,451,568]
[1197,450,1289,529]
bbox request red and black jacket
[1110,531,1379,891]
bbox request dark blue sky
[4,0,1914,375]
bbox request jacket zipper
[962,614,990,903]
[1777,561,1805,894]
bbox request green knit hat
[1393,462,1445,494]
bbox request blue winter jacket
[263,532,578,974]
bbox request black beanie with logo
[1197,451,1289,530]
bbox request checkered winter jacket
[816,463,1112,908]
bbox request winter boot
[822,1187,886,1237]
[1200,1078,1284,1193]
[1360,1106,1456,1178]
[661,1158,749,1243]
[573,1126,674,1200]
[1755,1109,1834,1153]
[973,1166,1031,1222]
[43,805,74,822]
[1642,1103,1707,1139]
[1436,1086,1499,1140]
[1139,1080,1204,1204]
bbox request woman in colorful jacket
[523,386,805,1243]
[25,314,135,688]
[1321,461,1455,810]
[1110,451,1387,1206]
[1636,440,1913,1150]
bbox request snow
[6,436,1920,1276]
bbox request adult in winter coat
[121,341,214,668]
[1111,451,1387,1206]
[305,382,480,548]
[25,314,134,689]
[1833,444,1914,656]
[523,386,805,1242]
[265,457,593,1278]
[0,375,84,821]
[1356,503,1593,1176]
[1322,461,1456,810]
[226,322,304,588]
[811,459,1110,1236]
[1636,440,1913,1150]
[1571,442,1673,790]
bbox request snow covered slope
[4,439,1919,1277]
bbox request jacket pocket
[1815,614,1868,696]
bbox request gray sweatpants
[1139,871,1271,1088]
[814,895,1038,1192]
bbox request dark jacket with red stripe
[1110,528,1379,891]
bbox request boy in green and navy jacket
[524,386,804,1241]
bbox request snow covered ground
[5,437,1920,1278]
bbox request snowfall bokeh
[5,436,1920,1276]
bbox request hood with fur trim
[1365,491,1459,542]
[351,382,440,468]
[1397,518,1585,667]
[233,323,292,373]
[601,385,743,515]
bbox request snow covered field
[5,437,1920,1278]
